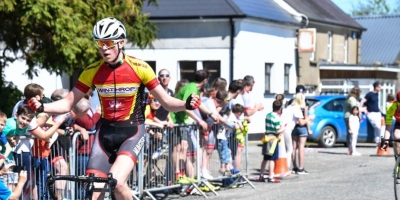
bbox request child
[348,106,361,156]
[260,100,285,183]
[218,104,244,176]
[0,111,14,189]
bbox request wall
[234,19,297,133]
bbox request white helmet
[92,17,126,40]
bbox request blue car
[306,95,376,148]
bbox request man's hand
[185,93,201,110]
[28,97,44,112]
[80,129,89,141]
[210,113,219,123]
[198,120,208,130]
[95,105,101,114]
[167,121,174,128]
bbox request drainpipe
[229,17,234,82]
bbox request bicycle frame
[46,173,117,200]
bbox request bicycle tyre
[394,156,400,200]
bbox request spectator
[155,69,174,128]
[260,100,285,183]
[344,86,362,155]
[3,105,66,199]
[171,70,218,183]
[174,79,189,96]
[11,83,44,118]
[360,81,382,147]
[291,93,311,174]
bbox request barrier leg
[201,180,218,196]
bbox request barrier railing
[16,122,254,199]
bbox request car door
[322,98,347,142]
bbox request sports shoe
[175,176,191,185]
[268,177,281,183]
[291,167,299,174]
[205,182,221,191]
[258,175,265,182]
[296,168,309,175]
[201,170,214,180]
[231,168,240,174]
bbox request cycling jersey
[75,56,159,123]
[386,101,400,125]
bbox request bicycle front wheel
[394,157,400,200]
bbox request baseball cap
[296,85,306,93]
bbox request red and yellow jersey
[75,56,159,123]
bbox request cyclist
[28,17,201,200]
[381,91,400,158]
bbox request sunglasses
[159,74,170,78]
[94,40,120,48]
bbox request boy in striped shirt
[260,100,285,183]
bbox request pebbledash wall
[127,18,299,134]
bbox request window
[179,61,197,82]
[145,61,156,73]
[323,98,345,112]
[343,34,348,63]
[265,63,273,93]
[284,64,291,93]
[179,61,221,83]
[203,61,221,84]
[327,31,332,62]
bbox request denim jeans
[217,139,230,164]
[32,157,50,199]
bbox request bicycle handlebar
[46,173,117,200]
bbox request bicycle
[46,173,117,200]
[381,138,400,200]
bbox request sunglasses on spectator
[159,74,170,78]
[94,40,120,48]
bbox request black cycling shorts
[85,122,145,178]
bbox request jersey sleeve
[128,58,159,90]
[75,60,102,93]
[386,101,397,125]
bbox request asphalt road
[176,143,397,200]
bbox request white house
[127,0,301,135]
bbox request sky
[331,0,399,14]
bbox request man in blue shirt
[360,81,382,147]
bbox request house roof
[283,0,365,30]
[354,15,400,65]
[142,0,299,25]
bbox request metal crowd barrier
[16,122,254,200]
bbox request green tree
[350,0,398,16]
[0,0,157,115]
[0,0,158,78]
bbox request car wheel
[318,126,337,148]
